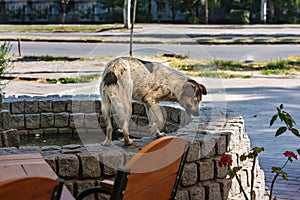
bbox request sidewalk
[0,24,300,44]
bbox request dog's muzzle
[186,108,200,116]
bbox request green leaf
[248,153,254,159]
[275,126,287,137]
[270,114,278,127]
[240,154,247,161]
[280,104,284,109]
[297,149,300,155]
[227,170,236,179]
[284,114,293,128]
[276,107,281,114]
[252,147,264,153]
[290,128,300,137]
[278,112,285,122]
[272,166,282,174]
[282,174,288,181]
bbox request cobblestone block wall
[3,95,191,139]
[0,95,19,148]
[0,95,268,200]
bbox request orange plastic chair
[0,176,64,200]
[76,136,189,200]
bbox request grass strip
[0,25,124,32]
[22,55,84,62]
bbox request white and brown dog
[100,57,207,146]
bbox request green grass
[196,71,252,78]
[22,55,84,62]
[213,59,249,71]
[47,74,101,84]
[167,55,300,78]
[260,69,282,75]
[0,25,124,32]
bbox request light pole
[124,0,131,28]
[261,0,267,23]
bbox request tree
[0,42,12,94]
[60,0,70,24]
[154,0,167,22]
[204,0,208,24]
[168,0,181,20]
[124,0,131,28]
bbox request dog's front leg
[146,104,166,137]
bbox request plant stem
[235,174,250,200]
[251,155,257,200]
[269,159,290,200]
[269,173,279,200]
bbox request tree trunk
[204,0,208,24]
[130,0,137,56]
[123,0,131,28]
[268,0,274,22]
[147,0,152,22]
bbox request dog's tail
[103,71,118,86]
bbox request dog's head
[179,80,207,116]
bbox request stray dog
[100,57,207,146]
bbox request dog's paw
[156,132,166,138]
[102,139,112,146]
[125,138,133,146]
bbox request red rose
[218,155,233,167]
[283,151,298,160]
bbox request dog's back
[102,57,189,103]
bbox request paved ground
[1,24,300,199]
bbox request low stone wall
[2,95,191,142]
[0,95,268,200]
[0,95,19,148]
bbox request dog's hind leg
[101,95,113,146]
[110,95,133,146]
[146,104,166,138]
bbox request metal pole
[18,39,21,56]
[261,0,267,23]
[130,0,137,57]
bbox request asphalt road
[10,41,300,61]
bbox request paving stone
[41,113,54,128]
[25,100,39,114]
[53,100,67,112]
[206,183,222,200]
[11,114,25,129]
[39,100,53,112]
[1,129,19,148]
[11,100,25,114]
[55,112,69,127]
[78,153,101,178]
[199,159,214,181]
[175,189,189,200]
[189,186,205,200]
[186,142,200,162]
[0,110,11,130]
[25,114,40,129]
[181,163,198,186]
[57,154,79,178]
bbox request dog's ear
[198,83,207,95]
[186,80,207,96]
